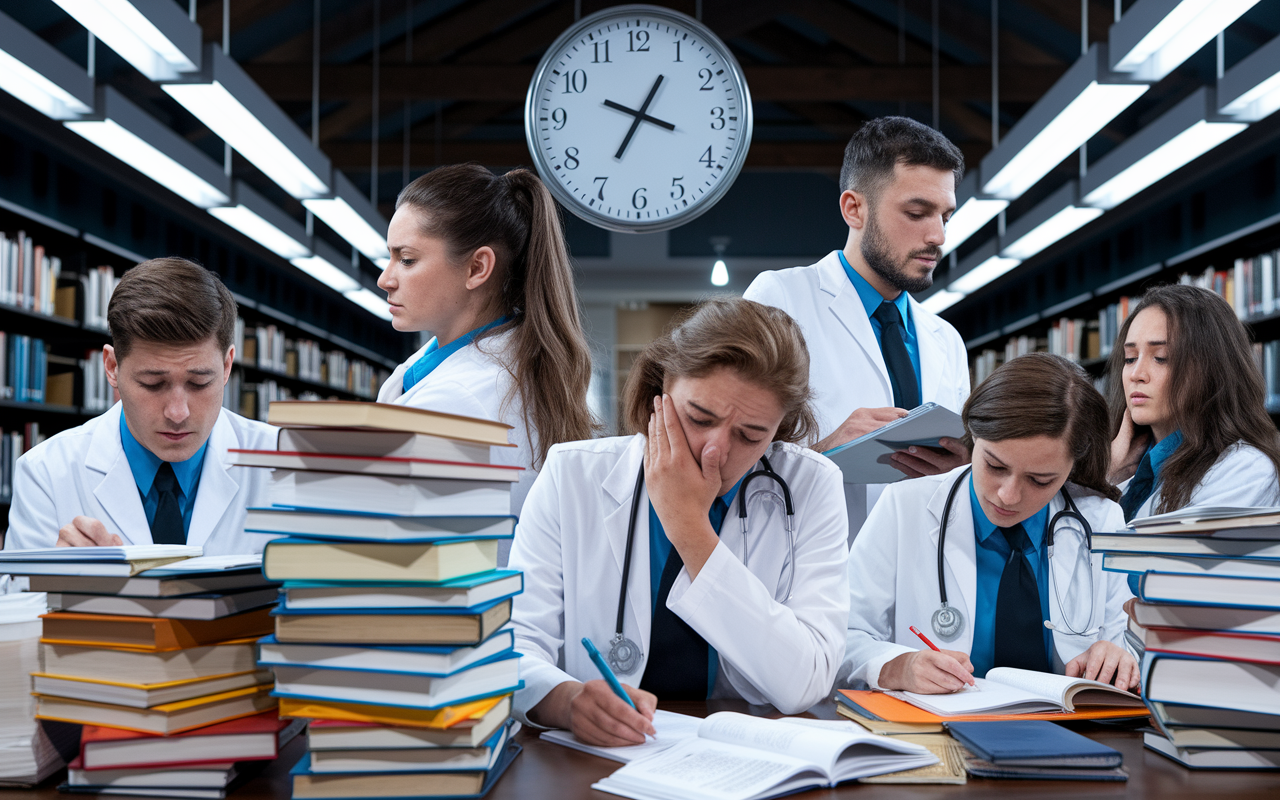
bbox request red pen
[910,625,941,652]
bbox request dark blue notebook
[947,721,1123,768]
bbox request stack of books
[0,547,284,796]
[237,400,526,799]
[0,589,71,786]
[1096,507,1280,770]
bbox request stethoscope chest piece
[606,633,642,676]
[930,602,964,642]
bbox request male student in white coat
[743,116,972,537]
[4,258,277,556]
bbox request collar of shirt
[968,478,1050,553]
[1143,429,1184,480]
[837,250,916,344]
[402,316,511,393]
[118,412,208,499]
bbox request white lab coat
[841,465,1133,689]
[378,330,535,539]
[508,434,850,720]
[743,251,971,537]
[1125,441,1280,520]
[4,403,278,556]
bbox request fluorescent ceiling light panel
[51,0,200,81]
[164,45,330,199]
[981,46,1147,200]
[65,86,228,208]
[1219,32,1280,122]
[942,196,1008,256]
[303,172,389,262]
[1002,206,1103,260]
[1111,0,1260,82]
[209,182,309,261]
[0,10,93,120]
[920,290,964,313]
[292,255,361,294]
[344,287,393,320]
[1084,121,1244,209]
[950,256,1022,295]
[710,259,729,286]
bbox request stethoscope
[931,466,1099,643]
[606,456,797,675]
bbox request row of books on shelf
[0,423,42,504]
[1180,250,1280,322]
[223,373,325,422]
[0,231,62,318]
[0,334,48,404]
[232,319,389,398]
[1101,507,1280,770]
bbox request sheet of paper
[593,737,819,800]
[139,555,263,573]
[539,710,702,763]
[0,545,202,562]
[890,677,1058,715]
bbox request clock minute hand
[603,100,676,131]
[611,75,667,161]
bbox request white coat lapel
[599,436,653,653]
[186,413,240,551]
[926,469,978,650]
[911,299,946,405]
[88,405,150,544]
[818,253,892,399]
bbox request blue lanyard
[402,316,510,393]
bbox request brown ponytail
[394,163,597,467]
[963,352,1120,501]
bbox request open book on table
[888,667,1144,716]
[590,711,936,800]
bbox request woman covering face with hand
[842,354,1138,695]
[1108,284,1280,522]
[508,299,850,746]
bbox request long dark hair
[964,352,1120,501]
[621,298,817,445]
[1105,284,1280,513]
[395,163,597,467]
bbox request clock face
[524,5,753,233]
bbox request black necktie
[994,524,1050,673]
[151,462,186,545]
[1119,454,1157,521]
[640,497,728,700]
[871,301,921,409]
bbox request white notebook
[821,403,964,485]
[591,712,936,800]
[888,667,1144,716]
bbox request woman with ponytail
[377,164,597,535]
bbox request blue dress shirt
[648,476,743,698]
[119,413,207,537]
[838,251,922,394]
[1124,430,1185,594]
[402,316,511,393]
[968,480,1053,677]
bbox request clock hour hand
[608,75,671,161]
[603,100,676,131]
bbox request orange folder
[838,689,1150,723]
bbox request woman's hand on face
[1109,408,1149,484]
[645,395,722,574]
[879,649,976,694]
[1065,641,1140,692]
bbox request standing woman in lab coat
[1108,284,1280,522]
[509,299,850,745]
[843,354,1137,694]
[377,164,596,527]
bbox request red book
[80,711,303,770]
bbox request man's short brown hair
[108,258,237,359]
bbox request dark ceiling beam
[1018,0,1113,45]
[196,0,295,42]
[408,0,559,62]
[326,138,986,170]
[246,63,1064,102]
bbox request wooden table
[8,701,1279,799]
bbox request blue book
[278,571,523,612]
[306,723,512,775]
[245,507,516,543]
[256,630,515,676]
[270,655,523,710]
[946,721,1122,767]
[1137,571,1280,610]
[289,739,522,799]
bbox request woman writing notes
[377,164,596,526]
[842,354,1138,693]
[509,299,850,744]
[1108,284,1280,522]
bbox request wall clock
[524,4,753,233]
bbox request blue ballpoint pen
[581,636,638,710]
